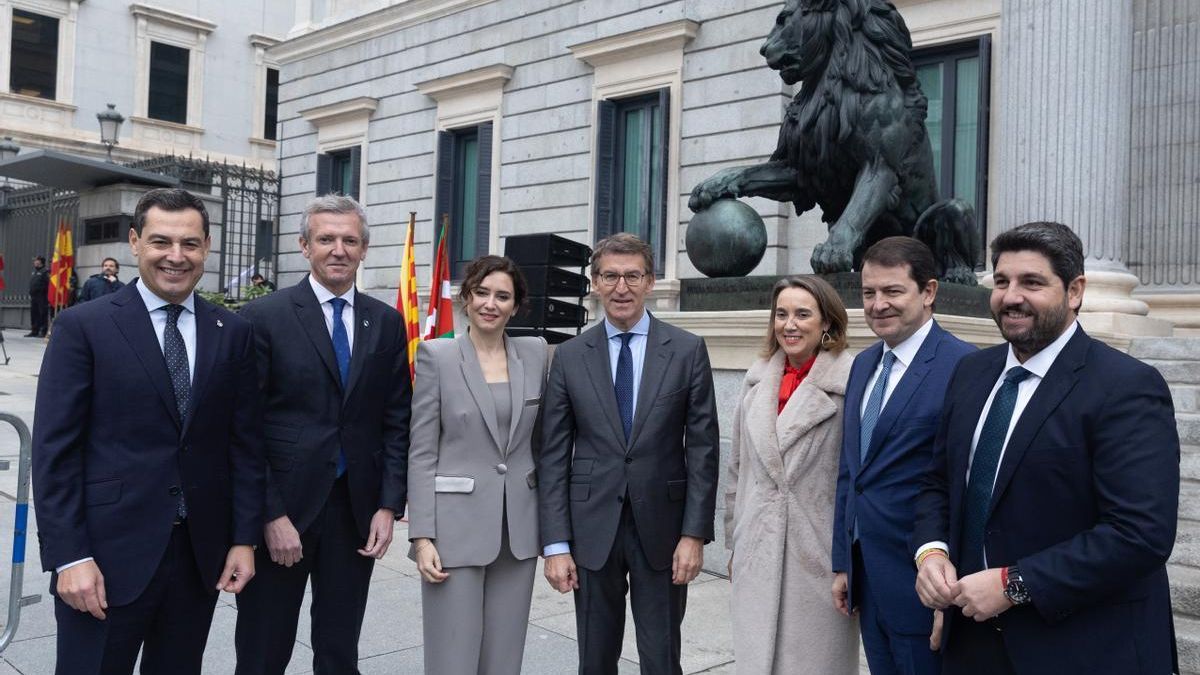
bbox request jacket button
[617,495,624,503]
[855,485,863,495]
[496,463,507,474]
[625,457,633,464]
[168,486,181,496]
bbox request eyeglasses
[597,271,647,287]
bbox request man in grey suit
[538,232,720,675]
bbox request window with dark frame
[315,147,361,201]
[83,216,131,245]
[434,123,493,279]
[912,36,991,268]
[9,9,58,100]
[594,89,669,275]
[264,67,279,141]
[148,41,190,124]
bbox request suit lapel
[861,327,945,470]
[110,285,181,430]
[183,297,219,436]
[505,338,526,455]
[458,334,504,453]
[744,353,786,485]
[343,297,372,403]
[987,330,1088,517]
[777,351,839,457]
[845,342,880,477]
[628,319,673,449]
[582,324,627,447]
[293,280,343,392]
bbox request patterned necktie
[614,333,635,443]
[330,298,350,477]
[859,350,896,461]
[163,304,189,519]
[960,366,1032,574]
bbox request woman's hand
[414,538,449,584]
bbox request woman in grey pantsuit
[408,255,549,674]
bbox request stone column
[994,0,1168,334]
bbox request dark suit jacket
[833,321,975,633]
[33,282,265,606]
[538,316,720,572]
[238,278,410,537]
[912,327,1179,674]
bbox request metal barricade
[0,412,40,652]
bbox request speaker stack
[504,233,592,344]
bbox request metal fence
[0,187,79,313]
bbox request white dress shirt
[916,321,1079,564]
[309,275,356,352]
[859,318,934,418]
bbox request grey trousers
[421,526,537,674]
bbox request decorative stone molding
[130,3,215,128]
[1140,292,1200,336]
[300,96,376,206]
[129,116,204,154]
[299,96,378,129]
[129,4,216,34]
[0,92,78,137]
[250,33,283,147]
[569,19,699,284]
[0,0,81,105]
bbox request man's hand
[264,515,303,567]
[413,538,449,584]
[357,508,396,559]
[544,553,579,593]
[953,568,1013,621]
[915,552,958,609]
[929,610,944,651]
[672,536,704,585]
[832,572,851,616]
[57,561,107,620]
[217,545,256,593]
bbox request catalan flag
[423,214,454,340]
[47,220,73,310]
[397,212,421,381]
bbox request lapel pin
[363,319,369,327]
[216,319,224,328]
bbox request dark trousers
[234,477,375,675]
[942,613,1016,675]
[574,501,686,675]
[53,523,217,675]
[852,544,942,675]
[30,295,48,335]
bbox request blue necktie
[614,333,634,442]
[330,298,350,477]
[859,350,896,462]
[960,366,1032,574]
[163,304,190,519]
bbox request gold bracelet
[917,548,948,567]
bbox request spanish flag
[47,220,73,309]
[423,214,454,340]
[396,212,421,381]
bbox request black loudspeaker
[509,297,588,328]
[521,265,589,297]
[504,233,591,267]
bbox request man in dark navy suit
[33,188,265,674]
[912,222,1180,674]
[833,236,975,675]
[233,195,410,675]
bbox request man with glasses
[538,232,720,674]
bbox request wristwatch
[1003,565,1032,606]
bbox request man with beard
[79,258,126,302]
[911,221,1180,674]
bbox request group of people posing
[31,187,1180,675]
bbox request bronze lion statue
[689,0,978,283]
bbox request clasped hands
[915,553,1013,621]
[542,536,705,594]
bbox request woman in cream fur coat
[725,275,859,674]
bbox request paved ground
[0,330,740,674]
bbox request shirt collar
[1003,320,1079,380]
[134,278,195,315]
[308,274,356,307]
[882,317,934,368]
[604,310,651,340]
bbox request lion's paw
[810,240,854,274]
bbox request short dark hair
[990,221,1084,289]
[762,275,849,357]
[102,257,119,269]
[251,273,265,282]
[459,255,528,309]
[34,256,45,264]
[861,236,937,291]
[133,188,210,237]
[591,232,654,277]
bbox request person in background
[27,254,48,337]
[725,274,859,674]
[79,257,126,303]
[250,273,276,292]
[408,254,549,674]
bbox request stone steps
[1175,386,1200,414]
[1177,614,1200,675]
[1130,338,1200,362]
[1146,360,1200,385]
[1182,414,1200,447]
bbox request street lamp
[96,103,125,162]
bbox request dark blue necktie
[960,366,1031,573]
[163,304,190,519]
[614,333,634,442]
[859,350,896,461]
[330,298,350,477]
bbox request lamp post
[96,103,125,162]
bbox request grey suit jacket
[407,333,549,567]
[537,316,720,572]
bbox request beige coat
[725,349,859,675]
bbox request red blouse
[778,354,817,414]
